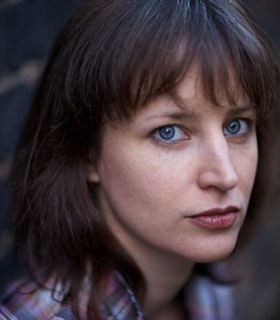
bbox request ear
[86,163,100,183]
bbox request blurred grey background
[0,1,279,319]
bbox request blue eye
[154,125,184,142]
[159,126,175,140]
[223,119,248,135]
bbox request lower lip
[188,212,237,230]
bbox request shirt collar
[98,271,234,320]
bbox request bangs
[64,1,278,124]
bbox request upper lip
[191,206,239,217]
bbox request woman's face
[87,70,258,266]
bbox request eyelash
[151,118,255,145]
[151,124,188,145]
[223,118,254,137]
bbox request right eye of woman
[152,125,187,143]
[223,118,251,136]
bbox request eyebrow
[226,105,256,116]
[143,93,201,121]
[144,95,255,122]
[144,108,200,122]
[172,93,256,118]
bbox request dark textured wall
[0,0,79,289]
[0,1,279,319]
[232,3,280,320]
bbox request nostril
[197,158,238,192]
[198,172,237,191]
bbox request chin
[197,251,234,263]
[193,239,238,263]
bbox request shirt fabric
[0,271,234,320]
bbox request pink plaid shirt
[0,271,234,319]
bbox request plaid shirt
[0,272,234,319]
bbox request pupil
[227,120,240,134]
[159,126,175,140]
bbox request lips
[187,206,239,229]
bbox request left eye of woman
[153,125,185,143]
[223,119,249,136]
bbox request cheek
[97,139,191,226]
[99,149,176,205]
[98,154,171,240]
[236,141,258,195]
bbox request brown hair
[10,0,279,318]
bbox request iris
[224,120,241,135]
[158,126,176,140]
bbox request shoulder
[0,272,145,320]
[184,272,235,320]
[0,279,74,320]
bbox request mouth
[187,206,239,230]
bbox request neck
[109,225,195,319]
[118,237,195,320]
[142,255,194,319]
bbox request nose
[197,136,239,192]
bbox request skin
[87,69,258,319]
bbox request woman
[0,0,279,319]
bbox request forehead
[127,68,254,126]
[175,63,249,107]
